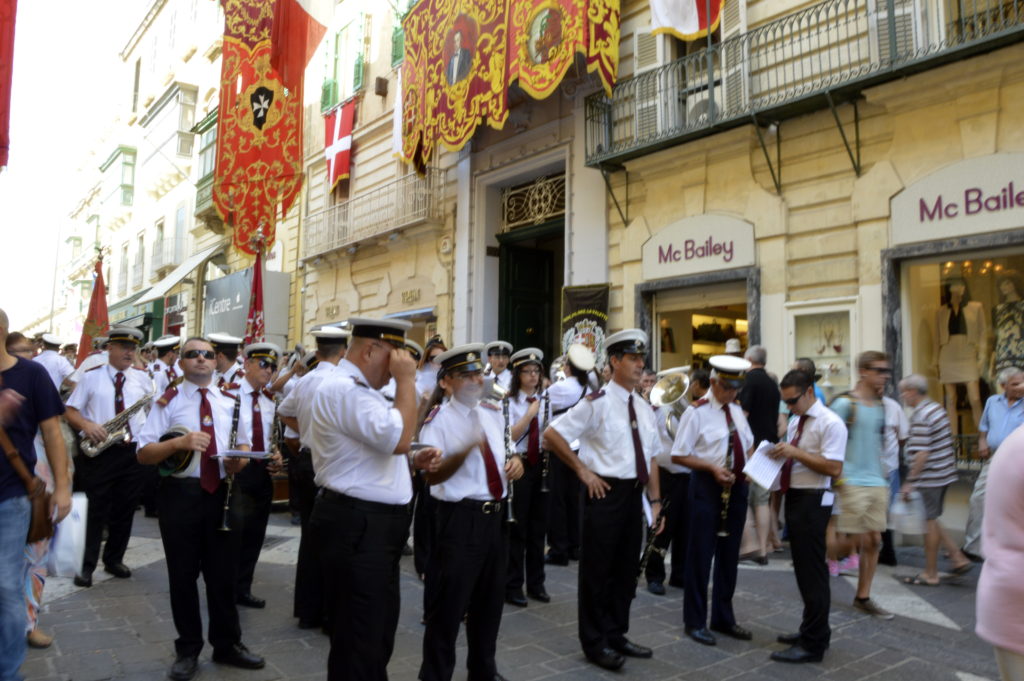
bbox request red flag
[244,247,265,345]
[270,0,331,94]
[325,99,355,191]
[0,0,17,168]
[77,259,109,367]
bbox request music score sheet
[742,441,783,490]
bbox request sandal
[950,562,974,576]
[901,574,940,587]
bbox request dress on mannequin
[934,280,986,435]
[992,275,1024,375]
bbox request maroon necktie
[479,436,504,500]
[722,404,745,477]
[198,388,220,493]
[780,414,808,493]
[114,371,131,438]
[250,390,265,453]
[627,394,649,484]
[526,396,540,465]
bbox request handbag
[0,424,54,543]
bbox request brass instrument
[79,392,156,457]
[157,425,194,477]
[649,368,690,440]
[718,413,738,538]
[637,499,670,583]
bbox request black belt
[441,498,506,515]
[319,488,411,514]
[599,476,644,489]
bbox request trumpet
[649,369,690,440]
[79,392,155,457]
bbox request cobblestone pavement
[22,511,999,681]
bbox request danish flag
[325,99,355,191]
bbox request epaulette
[156,376,185,407]
[586,390,605,401]
[85,365,103,372]
[480,401,500,411]
[422,404,441,425]
[261,388,275,401]
[349,376,370,389]
[692,398,709,408]
[221,382,241,391]
[237,368,246,379]
[220,385,240,399]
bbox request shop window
[786,301,857,401]
[654,281,748,372]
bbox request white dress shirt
[151,357,180,399]
[70,351,108,383]
[507,390,551,454]
[786,399,847,489]
[215,363,245,388]
[279,374,300,439]
[492,369,512,391]
[277,362,338,444]
[66,364,154,437]
[546,377,593,450]
[671,394,754,469]
[33,349,73,391]
[239,378,276,452]
[551,380,660,480]
[421,398,508,502]
[415,367,438,397]
[309,359,411,504]
[137,380,251,479]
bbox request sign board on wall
[203,269,291,345]
[641,215,756,281]
[891,153,1024,246]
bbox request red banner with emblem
[76,259,109,367]
[244,246,265,345]
[214,0,304,255]
[400,0,619,169]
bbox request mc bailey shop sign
[891,153,1024,246]
[641,215,756,281]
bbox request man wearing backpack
[829,351,895,620]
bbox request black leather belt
[443,498,506,515]
[319,488,410,514]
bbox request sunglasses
[868,367,893,375]
[258,360,278,371]
[183,349,215,360]
[783,390,808,406]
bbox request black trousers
[413,470,435,578]
[420,500,508,681]
[546,452,581,560]
[233,462,273,597]
[311,491,411,681]
[785,488,832,654]
[75,442,147,575]
[683,471,748,629]
[578,478,643,656]
[290,447,324,623]
[645,470,690,586]
[157,477,242,657]
[506,459,548,595]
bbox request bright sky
[0,0,136,330]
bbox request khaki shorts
[836,485,889,534]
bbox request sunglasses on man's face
[258,360,278,371]
[183,349,215,360]
[783,390,807,406]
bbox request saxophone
[79,392,155,457]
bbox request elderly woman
[976,424,1024,680]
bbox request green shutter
[321,79,338,112]
[353,53,364,91]
[391,25,404,66]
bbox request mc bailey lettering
[919,182,1024,222]
[658,237,735,264]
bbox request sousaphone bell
[157,424,195,477]
[649,367,690,439]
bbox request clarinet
[219,392,242,532]
[502,394,517,524]
[717,416,736,538]
[540,390,551,493]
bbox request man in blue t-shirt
[0,309,71,681]
[829,351,894,622]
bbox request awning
[136,244,224,305]
[109,288,153,313]
[384,307,436,320]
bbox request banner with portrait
[561,284,610,368]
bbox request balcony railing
[585,0,1024,166]
[151,238,189,276]
[303,168,445,260]
[131,255,145,290]
[117,271,128,298]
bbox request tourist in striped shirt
[897,374,973,586]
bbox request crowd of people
[0,307,1022,681]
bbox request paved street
[23,510,1000,681]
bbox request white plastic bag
[47,492,88,578]
[889,491,926,535]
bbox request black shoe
[104,563,132,579]
[647,581,666,596]
[962,548,984,563]
[685,627,716,646]
[73,572,93,588]
[297,617,322,630]
[527,588,551,603]
[770,644,823,663]
[612,639,652,658]
[776,632,801,645]
[168,654,199,681]
[585,647,625,671]
[878,552,898,567]
[545,553,569,566]
[505,591,528,607]
[711,623,753,641]
[236,592,266,609]
[212,643,265,669]
[667,577,686,589]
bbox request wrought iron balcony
[303,168,445,261]
[117,271,129,298]
[585,0,1024,166]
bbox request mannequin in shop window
[990,272,1024,377]
[934,277,987,435]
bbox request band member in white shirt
[484,340,513,390]
[33,333,73,393]
[208,332,244,387]
[151,335,181,397]
[64,327,152,587]
[544,330,662,672]
[137,336,262,681]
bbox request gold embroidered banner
[401,0,619,168]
